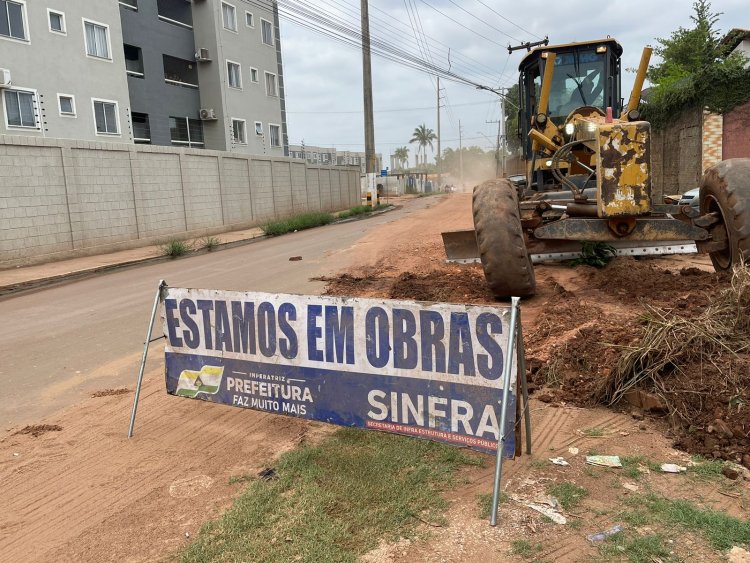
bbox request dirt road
[2,192,745,562]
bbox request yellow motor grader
[442,38,750,298]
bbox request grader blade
[442,229,697,265]
[441,230,479,263]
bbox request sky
[277,0,747,164]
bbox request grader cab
[442,38,750,298]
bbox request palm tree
[409,124,437,168]
[394,146,409,170]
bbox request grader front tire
[473,179,536,298]
[700,159,750,271]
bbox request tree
[409,124,437,168]
[644,0,750,128]
[504,84,522,154]
[393,146,409,170]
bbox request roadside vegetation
[160,239,192,258]
[262,204,392,236]
[181,428,482,562]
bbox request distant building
[288,144,337,165]
[336,150,382,174]
[0,0,288,155]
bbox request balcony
[163,54,199,89]
[157,0,193,29]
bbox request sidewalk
[0,199,412,296]
[0,225,266,296]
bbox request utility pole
[360,0,377,196]
[458,120,464,188]
[436,77,441,190]
[499,86,506,176]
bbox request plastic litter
[586,455,622,468]
[549,457,570,466]
[510,494,567,525]
[661,463,687,473]
[587,524,624,543]
[568,447,579,455]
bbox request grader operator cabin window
[0,0,26,41]
[548,50,606,119]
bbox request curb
[0,204,399,299]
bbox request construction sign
[161,288,518,457]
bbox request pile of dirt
[91,388,131,398]
[580,257,723,305]
[14,424,63,437]
[524,284,642,406]
[321,264,495,305]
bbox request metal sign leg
[127,280,167,438]
[490,296,520,526]
[516,316,532,455]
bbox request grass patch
[182,428,481,562]
[510,539,543,558]
[199,235,221,251]
[261,211,334,236]
[599,533,672,563]
[619,493,750,551]
[688,456,726,481]
[160,239,192,258]
[547,482,588,510]
[582,426,607,437]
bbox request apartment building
[336,150,383,174]
[288,144,336,165]
[0,0,288,155]
[0,1,131,142]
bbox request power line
[472,0,544,41]
[415,0,508,48]
[286,99,500,114]
[442,0,522,43]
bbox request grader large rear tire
[473,179,536,298]
[700,158,750,271]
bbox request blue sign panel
[162,289,517,457]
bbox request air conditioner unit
[199,108,217,121]
[0,69,11,88]
[195,48,211,62]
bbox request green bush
[261,212,334,236]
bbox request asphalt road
[0,197,435,428]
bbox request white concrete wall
[0,135,359,266]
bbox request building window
[0,0,26,41]
[93,99,119,135]
[245,11,254,27]
[58,94,76,117]
[4,89,37,128]
[254,121,263,136]
[119,0,138,10]
[227,60,242,89]
[169,116,204,148]
[124,44,144,77]
[221,2,237,32]
[48,9,65,34]
[163,55,198,88]
[132,112,150,143]
[269,124,280,147]
[261,18,273,46]
[84,20,111,59]
[265,72,277,97]
[157,0,192,28]
[250,67,259,83]
[232,119,247,145]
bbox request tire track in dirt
[0,372,319,563]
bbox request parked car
[507,174,527,197]
[678,188,700,209]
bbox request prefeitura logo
[175,366,225,398]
